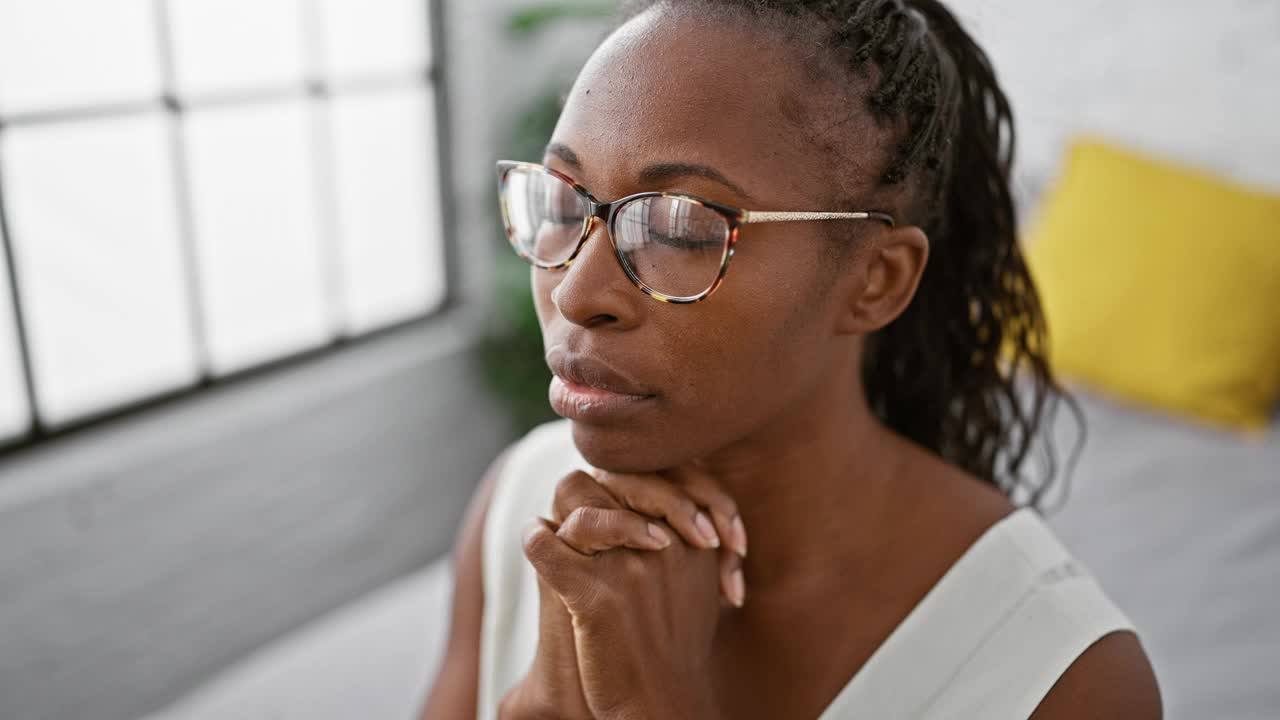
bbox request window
[0,0,450,444]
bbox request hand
[520,467,748,718]
[501,468,744,719]
[497,541,595,720]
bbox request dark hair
[618,0,1080,505]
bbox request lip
[546,350,657,422]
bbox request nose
[547,216,643,330]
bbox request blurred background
[0,1,1275,719]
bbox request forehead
[550,6,884,204]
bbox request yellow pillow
[1024,138,1280,431]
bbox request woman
[425,0,1161,717]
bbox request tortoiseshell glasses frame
[496,160,896,304]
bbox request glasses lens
[500,167,587,265]
[613,196,730,299]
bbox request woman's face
[533,7,895,471]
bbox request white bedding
[1044,388,1280,720]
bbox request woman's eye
[540,193,582,220]
[646,228,721,251]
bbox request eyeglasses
[496,160,896,304]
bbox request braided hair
[610,0,1080,504]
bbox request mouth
[546,350,658,422]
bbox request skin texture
[423,5,1161,719]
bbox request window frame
[0,0,460,456]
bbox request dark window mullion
[154,0,213,383]
[300,0,348,341]
[426,0,459,310]
[0,127,42,441]
[0,99,165,129]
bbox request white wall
[445,0,1280,232]
[947,0,1280,201]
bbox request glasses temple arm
[740,210,896,227]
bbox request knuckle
[552,470,591,502]
[593,474,635,506]
[558,468,591,486]
[558,506,627,553]
[557,508,589,542]
[564,505,603,534]
[579,505,607,529]
[521,522,552,560]
[594,470,635,494]
[605,472,695,517]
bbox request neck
[690,368,911,591]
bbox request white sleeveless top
[476,420,1136,719]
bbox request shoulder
[996,511,1161,718]
[1030,630,1163,719]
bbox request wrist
[496,680,542,720]
[610,693,721,720]
[498,676,590,720]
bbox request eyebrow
[544,142,755,201]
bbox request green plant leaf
[506,2,615,36]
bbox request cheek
[531,267,557,334]
[647,297,812,444]
[684,307,792,410]
[670,251,833,415]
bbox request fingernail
[731,514,748,558]
[694,512,720,548]
[647,522,672,548]
[729,569,745,608]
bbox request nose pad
[550,209,640,327]
[582,215,601,245]
[570,214,611,265]
[583,214,608,247]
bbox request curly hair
[617,0,1081,505]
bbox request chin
[567,420,684,474]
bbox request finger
[521,515,591,602]
[551,470,621,524]
[669,468,746,557]
[592,470,725,551]
[563,489,736,605]
[556,506,672,555]
[667,469,748,558]
[524,521,594,716]
[719,546,746,609]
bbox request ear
[834,225,929,335]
